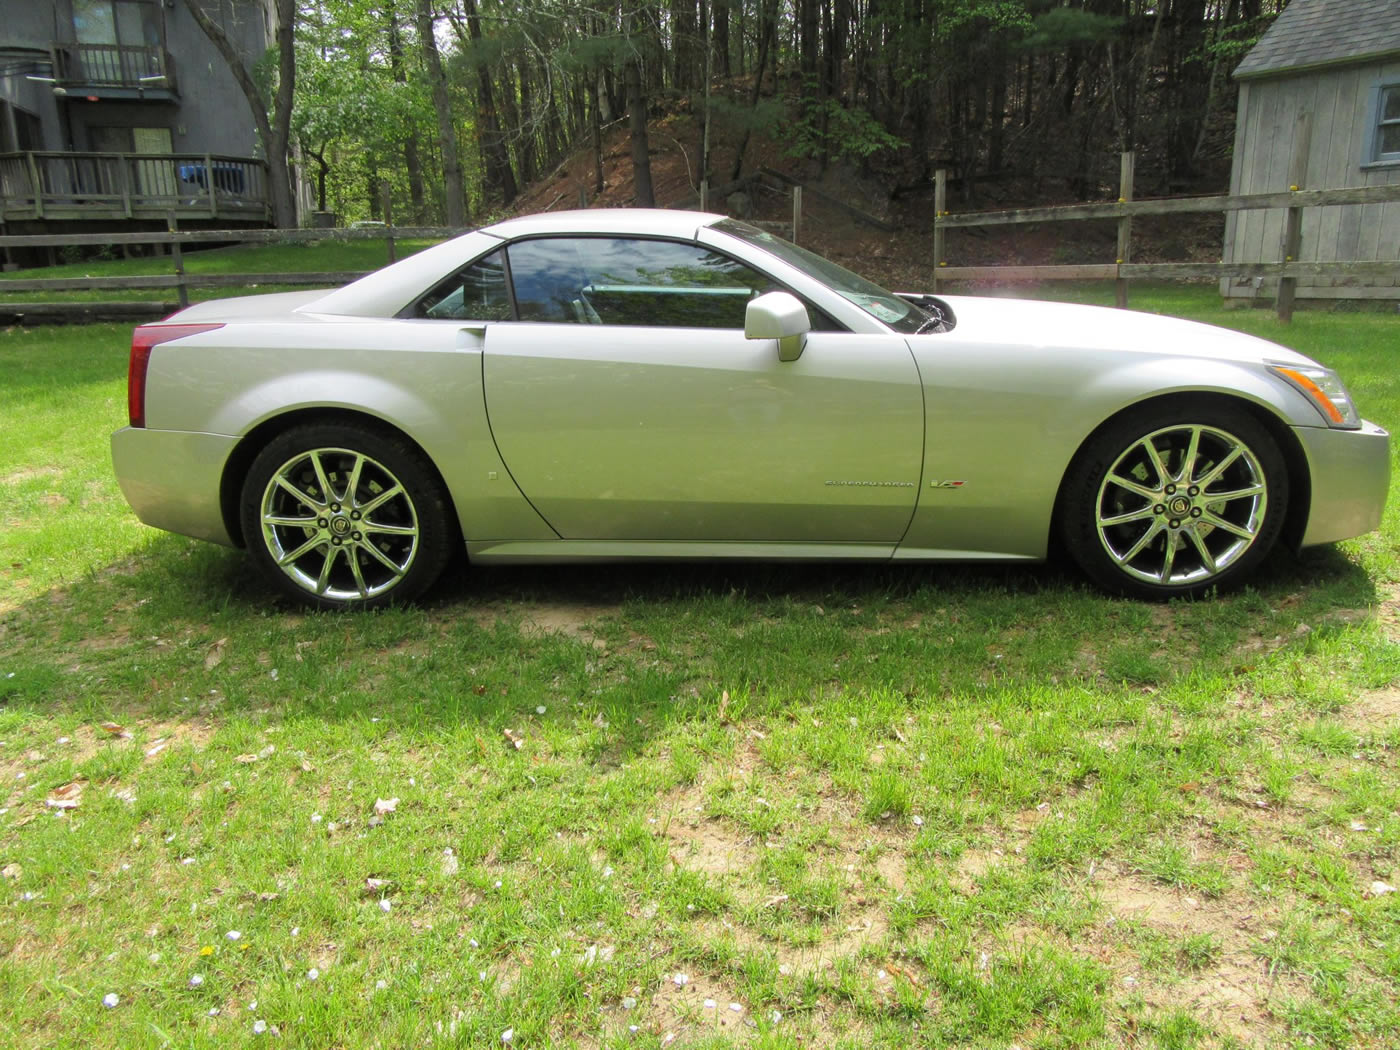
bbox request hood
[937,295,1315,368]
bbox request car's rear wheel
[239,423,454,610]
[1060,403,1289,599]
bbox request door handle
[457,323,488,349]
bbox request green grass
[2,287,1399,1048]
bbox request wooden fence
[931,151,1400,321]
[6,157,1400,324]
[0,223,460,322]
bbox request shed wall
[1223,62,1400,300]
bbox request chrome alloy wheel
[1094,424,1268,587]
[258,447,420,601]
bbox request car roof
[480,208,726,240]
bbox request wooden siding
[1223,62,1400,299]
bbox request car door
[477,235,926,545]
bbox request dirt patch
[470,602,617,649]
[665,811,757,876]
[949,848,1007,893]
[649,971,757,1042]
[1091,865,1299,1045]
[1336,686,1400,732]
[0,467,61,486]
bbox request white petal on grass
[189,974,205,988]
[621,997,637,1010]
[672,973,689,986]
[102,993,119,1008]
[307,968,319,980]
[373,797,399,816]
[252,1019,267,1034]
[225,930,241,941]
[379,898,392,913]
[375,979,388,990]
[501,1028,514,1043]
[702,999,716,1009]
[729,1003,742,1013]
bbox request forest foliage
[258,1,1289,225]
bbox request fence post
[26,152,44,219]
[380,180,395,264]
[167,211,188,309]
[579,187,588,208]
[699,178,708,212]
[933,169,947,293]
[1116,151,1135,309]
[792,185,802,244]
[204,152,217,218]
[1277,113,1311,323]
[118,155,133,220]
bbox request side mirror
[744,291,810,362]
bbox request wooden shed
[1222,0,1400,301]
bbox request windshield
[713,218,931,334]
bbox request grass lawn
[2,287,1399,1048]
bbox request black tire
[238,422,456,610]
[1058,401,1289,600]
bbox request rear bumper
[111,426,240,547]
[1295,420,1390,547]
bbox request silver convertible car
[112,209,1389,609]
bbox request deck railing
[0,152,269,222]
[53,43,177,91]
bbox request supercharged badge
[824,480,916,488]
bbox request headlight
[1269,363,1361,429]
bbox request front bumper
[1295,420,1390,547]
[111,427,241,547]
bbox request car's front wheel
[1059,403,1289,599]
[239,422,455,610]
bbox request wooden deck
[0,152,270,225]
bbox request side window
[506,237,770,328]
[1369,84,1400,166]
[413,250,511,320]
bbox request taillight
[127,323,224,428]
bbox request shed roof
[1234,0,1400,80]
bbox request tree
[181,0,297,227]
[415,0,468,226]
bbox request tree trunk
[179,0,297,227]
[415,0,467,226]
[714,0,730,77]
[625,54,654,206]
[730,0,775,181]
[384,0,426,222]
[458,0,517,206]
[593,73,605,195]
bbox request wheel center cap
[1168,496,1192,516]
[330,515,352,536]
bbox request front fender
[900,344,1317,559]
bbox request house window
[1369,84,1400,166]
[73,0,161,48]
